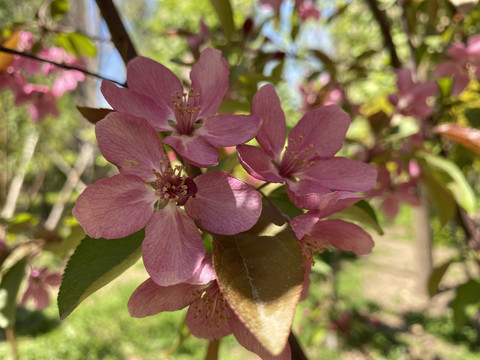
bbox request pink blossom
[15,84,59,122]
[128,255,291,359]
[388,68,437,118]
[237,84,377,210]
[186,19,209,50]
[434,34,480,96]
[21,268,62,310]
[73,113,262,286]
[298,2,321,20]
[290,191,374,299]
[101,48,261,168]
[366,167,420,220]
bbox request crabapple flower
[434,34,480,96]
[237,84,377,210]
[388,68,437,118]
[73,113,261,286]
[128,255,291,360]
[298,1,321,20]
[101,47,261,168]
[21,268,62,310]
[365,166,419,220]
[15,84,59,122]
[290,191,375,299]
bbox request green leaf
[58,230,144,319]
[208,0,235,40]
[267,186,303,219]
[55,32,97,57]
[50,0,70,20]
[420,169,456,224]
[428,257,460,297]
[0,257,28,328]
[465,108,480,129]
[213,205,304,356]
[336,200,384,235]
[418,152,476,214]
[452,279,480,328]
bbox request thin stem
[364,0,401,68]
[204,339,220,360]
[0,46,125,87]
[95,0,138,65]
[5,327,18,360]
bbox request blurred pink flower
[101,47,261,168]
[366,167,420,220]
[128,255,291,359]
[237,84,376,210]
[298,2,320,20]
[434,34,480,95]
[15,84,59,122]
[73,113,262,286]
[186,19,209,50]
[21,268,62,310]
[388,68,437,118]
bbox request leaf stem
[0,46,125,87]
[204,339,220,360]
[5,327,18,360]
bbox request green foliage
[452,279,480,328]
[54,32,97,57]
[58,230,144,319]
[0,257,28,328]
[336,200,384,235]
[208,0,234,40]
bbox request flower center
[150,162,198,206]
[171,88,202,135]
[299,236,331,265]
[191,282,232,328]
[279,135,319,177]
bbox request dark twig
[95,0,138,65]
[364,0,402,68]
[0,46,124,86]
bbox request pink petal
[381,195,400,219]
[190,48,229,119]
[100,81,171,131]
[434,61,458,78]
[231,314,292,359]
[396,68,414,95]
[185,283,234,340]
[237,145,283,183]
[467,34,480,58]
[287,105,351,158]
[128,277,202,317]
[45,273,62,287]
[300,261,312,301]
[301,157,377,192]
[187,254,216,285]
[73,174,155,239]
[252,84,286,162]
[290,191,365,239]
[305,219,374,255]
[185,171,262,235]
[284,178,331,210]
[163,134,219,168]
[143,204,205,286]
[96,113,167,182]
[452,74,470,96]
[197,114,262,147]
[447,43,467,60]
[32,286,51,310]
[126,56,183,121]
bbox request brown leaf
[435,123,480,155]
[213,205,304,356]
[77,106,114,124]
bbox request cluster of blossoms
[73,47,377,358]
[0,31,85,121]
[260,0,321,21]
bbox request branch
[364,0,401,68]
[95,0,138,65]
[0,46,125,87]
